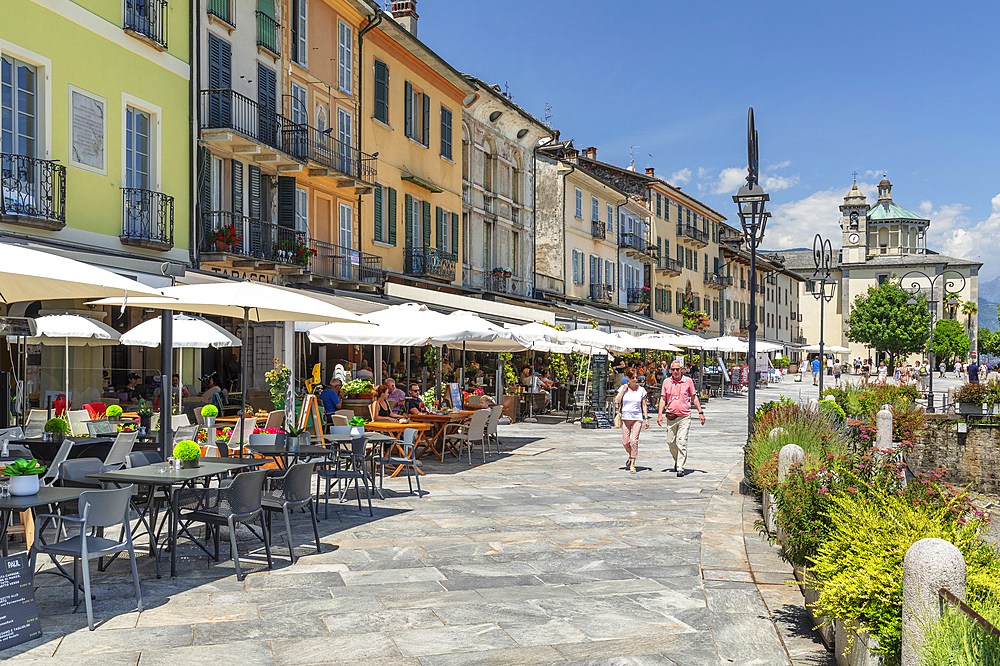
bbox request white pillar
[902,538,966,666]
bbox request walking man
[657,360,705,477]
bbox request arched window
[461,124,470,182]
[511,153,522,204]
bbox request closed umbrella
[27,314,121,412]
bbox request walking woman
[615,369,649,474]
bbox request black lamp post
[733,108,770,439]
[809,234,836,397]
[899,269,966,413]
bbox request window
[373,60,389,125]
[124,106,150,190]
[574,188,582,218]
[663,238,669,261]
[440,106,452,159]
[605,259,614,287]
[656,193,662,217]
[337,108,352,175]
[676,291,683,313]
[2,56,37,158]
[294,187,308,234]
[483,143,493,191]
[291,0,307,66]
[461,124,470,181]
[403,81,429,146]
[591,196,599,222]
[338,20,352,93]
[289,82,307,125]
[665,290,672,313]
[572,249,585,285]
[512,155,521,204]
[606,203,613,227]
[685,248,692,270]
[511,232,518,274]
[338,202,352,277]
[876,273,888,285]
[589,254,601,285]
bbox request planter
[42,432,65,444]
[139,416,151,432]
[180,458,200,469]
[349,426,365,437]
[762,491,777,535]
[833,619,882,666]
[581,421,597,429]
[286,435,301,452]
[9,474,40,496]
[108,417,120,425]
[203,416,216,430]
[795,566,834,649]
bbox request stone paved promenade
[4,378,847,666]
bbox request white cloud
[763,181,879,249]
[767,160,791,171]
[712,167,747,194]
[668,168,692,185]
[922,197,1000,278]
[761,174,800,191]
[706,163,799,195]
[697,167,710,179]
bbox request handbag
[613,411,622,428]
[613,386,625,428]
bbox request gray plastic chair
[104,431,139,470]
[87,420,118,436]
[262,462,320,563]
[29,486,143,630]
[316,435,372,517]
[444,409,491,465]
[172,424,199,444]
[126,451,162,468]
[57,457,107,488]
[176,469,272,581]
[40,439,75,487]
[484,406,502,454]
[374,428,421,497]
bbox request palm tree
[961,300,978,332]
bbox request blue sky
[417,0,1000,279]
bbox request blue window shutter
[404,81,413,139]
[374,60,388,124]
[249,165,262,220]
[277,176,296,228]
[387,187,397,246]
[231,161,243,216]
[421,93,430,146]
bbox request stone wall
[909,414,1000,496]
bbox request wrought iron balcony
[0,154,66,230]
[308,239,383,285]
[124,0,168,49]
[658,256,683,275]
[200,89,300,161]
[590,283,613,303]
[282,123,377,186]
[207,0,234,27]
[793,335,807,345]
[591,221,606,240]
[703,273,732,289]
[404,246,456,282]
[485,272,511,293]
[201,211,307,266]
[626,287,650,305]
[462,185,472,205]
[256,11,280,56]
[121,188,174,250]
[678,224,709,247]
[619,231,646,253]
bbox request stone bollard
[901,538,966,666]
[769,427,786,440]
[948,387,956,413]
[876,406,893,449]
[807,398,819,413]
[778,443,805,482]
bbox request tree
[933,319,970,364]
[961,300,978,333]
[980,327,1000,361]
[846,282,930,370]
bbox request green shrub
[754,395,795,424]
[105,404,123,419]
[746,403,847,492]
[43,417,70,434]
[172,440,201,460]
[920,599,1000,666]
[137,399,154,417]
[819,399,846,422]
[772,453,852,567]
[955,380,1000,406]
[201,404,219,418]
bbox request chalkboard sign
[0,554,41,650]
[590,354,609,408]
[593,410,613,429]
[447,383,463,410]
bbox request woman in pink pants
[615,370,649,473]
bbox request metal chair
[24,409,48,438]
[40,439,75,487]
[104,431,139,470]
[171,414,191,429]
[172,424,199,445]
[29,486,143,630]
[127,450,162,468]
[373,428,421,497]
[261,462,320,563]
[66,410,91,437]
[176,469,272,581]
[57,457,107,489]
[330,414,349,427]
[484,406,503,454]
[264,410,285,430]
[86,420,118,436]
[566,390,588,423]
[225,417,257,457]
[444,409,491,465]
[0,426,30,458]
[316,435,372,517]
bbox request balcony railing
[659,256,683,274]
[309,239,383,284]
[404,246,456,281]
[619,231,647,253]
[485,272,510,293]
[793,335,807,345]
[626,287,650,305]
[678,224,709,245]
[591,221,606,239]
[256,11,280,56]
[201,89,290,155]
[282,123,377,185]
[590,283,613,303]
[207,0,234,27]
[121,188,174,249]
[202,211,306,265]
[462,185,472,205]
[124,0,168,49]
[0,154,66,228]
[704,273,732,288]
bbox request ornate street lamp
[900,270,967,413]
[733,108,770,439]
[810,234,836,396]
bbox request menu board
[447,383,463,410]
[0,554,41,650]
[590,354,608,407]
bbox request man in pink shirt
[656,360,705,477]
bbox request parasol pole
[239,306,249,456]
[64,337,69,414]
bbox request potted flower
[215,223,241,251]
[284,425,307,452]
[172,440,201,469]
[137,399,154,432]
[3,458,46,496]
[343,379,374,400]
[201,404,219,429]
[581,416,597,430]
[106,404,124,424]
[43,417,70,443]
[502,267,512,278]
[348,416,368,436]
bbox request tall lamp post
[899,269,966,413]
[733,108,770,440]
[810,234,836,397]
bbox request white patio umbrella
[754,340,786,353]
[27,314,121,411]
[555,328,633,416]
[802,343,851,354]
[633,334,684,352]
[120,315,242,412]
[702,337,750,353]
[439,312,527,352]
[506,322,562,344]
[668,334,709,350]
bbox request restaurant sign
[0,554,41,650]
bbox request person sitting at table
[355,360,374,380]
[124,373,143,404]
[527,369,552,412]
[201,373,223,408]
[520,366,532,387]
[405,384,429,416]
[370,384,400,422]
[385,378,406,412]
[320,378,342,420]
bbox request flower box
[794,565,834,649]
[580,421,597,429]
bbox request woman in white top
[614,369,649,474]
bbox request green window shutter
[373,186,383,242]
[231,160,243,216]
[421,93,430,146]
[422,200,431,246]
[276,175,296,228]
[404,193,413,249]
[451,212,459,256]
[676,291,682,312]
[404,81,413,139]
[249,165,262,220]
[435,206,444,250]
[374,60,388,124]
[387,187,397,246]
[656,193,661,217]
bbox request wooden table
[216,415,267,426]
[409,412,475,461]
[362,421,433,464]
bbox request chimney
[645,167,655,177]
[390,1,418,37]
[582,146,597,160]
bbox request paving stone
[271,633,399,665]
[390,623,518,657]
[322,608,444,635]
[415,645,565,666]
[137,640,275,666]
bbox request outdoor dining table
[409,412,475,461]
[88,460,260,578]
[0,486,88,557]
[11,437,116,463]
[246,444,331,468]
[362,421,434,462]
[215,415,267,426]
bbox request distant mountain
[980,297,999,332]
[980,276,1000,304]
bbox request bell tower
[840,178,869,264]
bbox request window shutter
[421,93,430,146]
[404,81,413,139]
[440,107,452,159]
[374,61,388,124]
[422,200,432,247]
[451,212,458,255]
[338,22,352,93]
[657,236,662,261]
[571,252,578,285]
[435,206,444,250]
[404,193,413,249]
[694,252,698,272]
[373,185,383,242]
[249,165,262,220]
[296,0,307,65]
[714,257,719,274]
[231,160,243,216]
[276,176,296,228]
[387,187,397,246]
[656,193,662,217]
